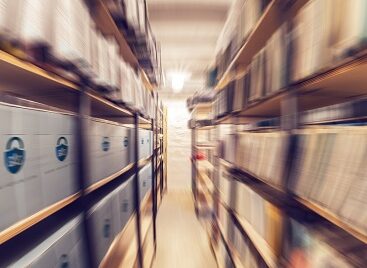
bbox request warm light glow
[168,71,191,93]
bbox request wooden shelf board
[232,166,367,246]
[197,160,214,172]
[138,155,153,169]
[0,51,138,121]
[87,91,133,120]
[0,192,80,245]
[233,212,277,268]
[197,170,215,194]
[297,197,367,244]
[100,213,138,268]
[85,163,135,194]
[216,217,244,268]
[0,50,80,112]
[236,52,367,118]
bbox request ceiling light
[168,71,191,93]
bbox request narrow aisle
[152,190,217,268]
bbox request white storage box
[10,216,85,268]
[19,0,54,45]
[87,119,130,187]
[88,194,116,265]
[0,0,23,38]
[0,104,78,232]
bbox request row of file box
[235,131,289,189]
[221,126,367,237]
[217,168,356,267]
[214,23,288,118]
[214,0,367,115]
[0,103,78,232]
[218,166,283,257]
[124,0,147,36]
[231,218,267,268]
[0,102,152,235]
[217,201,267,268]
[291,127,367,236]
[0,0,155,119]
[215,0,270,78]
[87,118,132,187]
[300,98,367,124]
[7,162,152,267]
[9,216,87,267]
[88,175,135,265]
[290,0,367,82]
[139,163,152,202]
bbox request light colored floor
[152,190,217,268]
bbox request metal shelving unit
[0,31,165,268]
[190,0,367,266]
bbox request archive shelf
[232,211,277,268]
[0,192,80,245]
[0,50,76,90]
[296,197,367,245]
[197,170,215,195]
[0,4,165,266]
[84,163,135,195]
[197,160,215,173]
[91,0,155,89]
[191,0,367,267]
[215,214,248,268]
[92,0,146,84]
[230,152,367,245]
[0,50,152,124]
[92,0,137,66]
[237,50,367,118]
[0,50,80,112]
[0,55,164,268]
[214,50,367,122]
[215,0,309,91]
[100,212,139,268]
[215,189,277,268]
[229,165,367,266]
[140,191,154,254]
[215,171,279,267]
[213,215,238,268]
[138,155,153,169]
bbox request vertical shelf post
[76,85,95,267]
[151,118,157,248]
[133,113,144,268]
[191,127,197,214]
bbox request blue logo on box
[60,254,69,268]
[102,137,110,152]
[124,137,128,147]
[56,137,68,162]
[103,219,111,238]
[122,199,129,212]
[4,137,25,174]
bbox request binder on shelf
[291,127,367,237]
[235,131,288,188]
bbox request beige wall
[162,97,192,190]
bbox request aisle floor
[152,190,217,268]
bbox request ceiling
[147,0,232,96]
